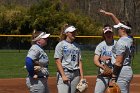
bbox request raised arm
[99,9,120,24]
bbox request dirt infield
[0,75,139,93]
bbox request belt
[123,64,131,66]
[28,75,48,78]
[38,76,48,78]
[63,68,79,72]
[113,64,130,67]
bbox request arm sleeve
[115,41,126,56]
[25,57,34,77]
[27,45,40,60]
[94,44,102,56]
[54,42,63,59]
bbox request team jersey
[94,40,117,74]
[27,44,49,76]
[54,40,81,70]
[111,36,133,66]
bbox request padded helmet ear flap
[106,83,121,93]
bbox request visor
[64,26,76,33]
[113,23,131,30]
[103,27,113,33]
[32,32,50,41]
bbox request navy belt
[38,76,48,78]
[123,64,131,66]
[28,75,48,78]
[63,68,79,72]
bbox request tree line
[0,0,139,49]
[62,0,140,35]
[1,0,139,35]
[0,0,102,35]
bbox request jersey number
[71,55,76,61]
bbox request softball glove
[106,83,121,93]
[76,79,88,92]
[100,64,112,77]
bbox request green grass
[131,51,140,74]
[0,50,139,78]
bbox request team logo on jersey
[63,46,67,50]
[63,45,79,55]
[102,46,112,56]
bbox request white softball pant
[94,75,111,93]
[57,69,80,93]
[26,77,50,93]
[117,66,133,93]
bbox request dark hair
[121,21,132,35]
[104,24,112,28]
[31,30,42,44]
[121,21,135,57]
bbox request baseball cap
[64,26,76,33]
[32,32,50,41]
[113,23,131,30]
[103,27,113,33]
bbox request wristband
[112,76,117,82]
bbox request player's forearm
[112,55,123,82]
[100,9,120,24]
[115,55,124,66]
[25,57,34,77]
[94,61,104,69]
[109,13,120,25]
[55,59,66,77]
[79,61,84,79]
[94,55,104,69]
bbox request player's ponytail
[59,23,69,41]
[121,21,132,35]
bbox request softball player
[94,25,117,93]
[25,30,50,93]
[100,9,134,93]
[54,25,84,93]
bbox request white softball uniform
[94,40,117,93]
[54,40,81,70]
[112,36,133,93]
[54,40,81,93]
[26,44,50,93]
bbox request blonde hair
[31,30,42,44]
[59,24,69,41]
